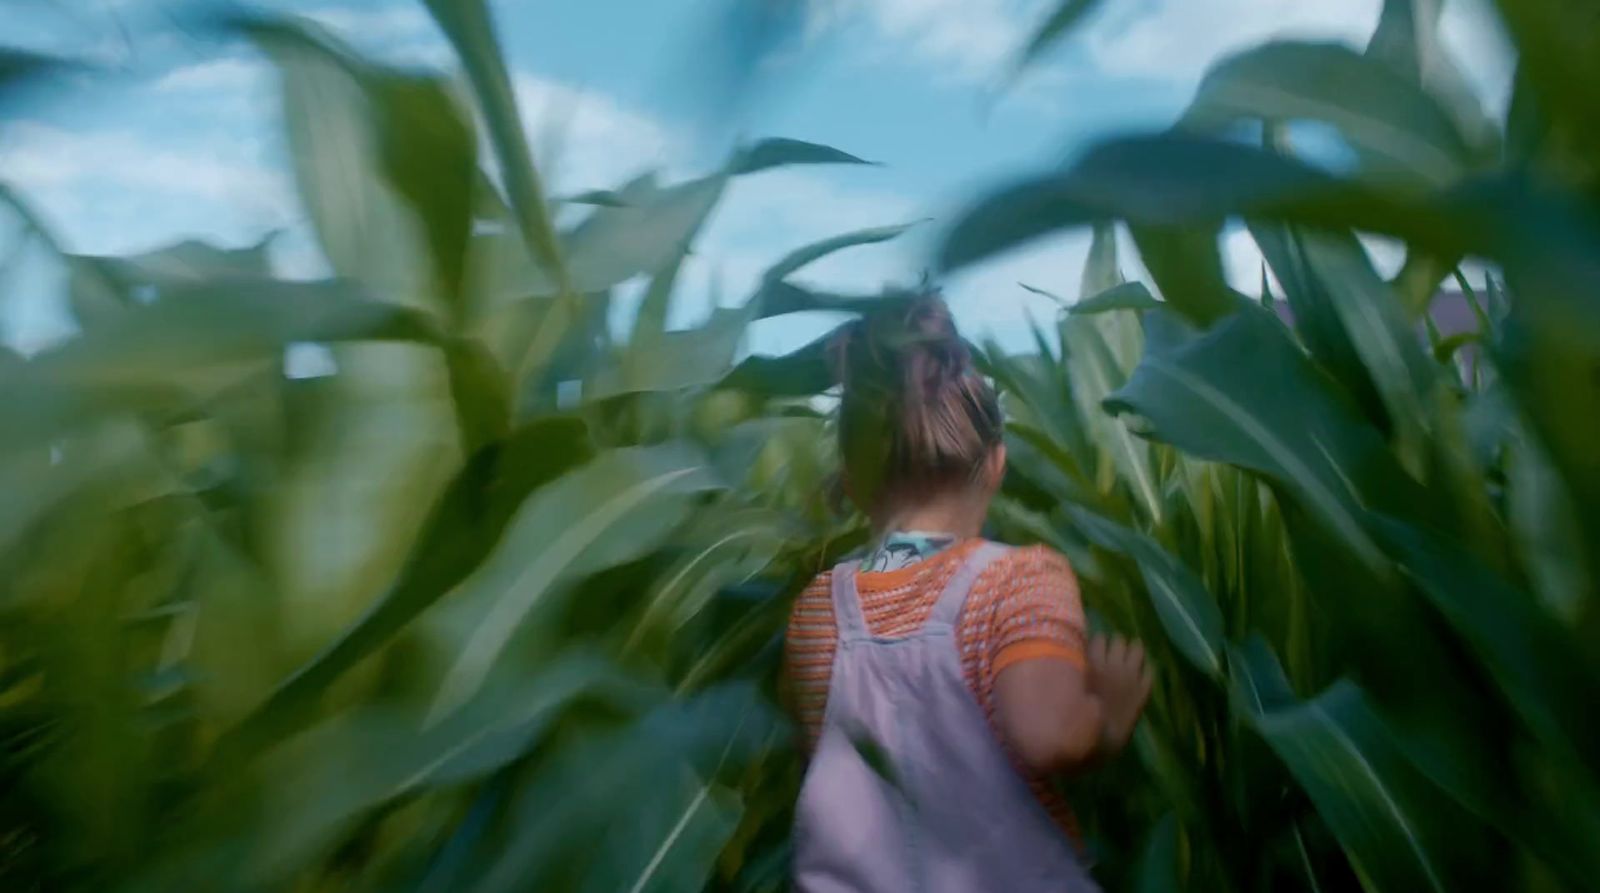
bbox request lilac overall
[793,542,1100,893]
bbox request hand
[1086,634,1153,755]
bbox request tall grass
[1,0,1597,891]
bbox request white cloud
[1081,0,1378,82]
[303,4,452,66]
[0,122,294,251]
[153,57,265,93]
[813,0,1051,81]
[512,73,682,193]
[304,5,435,42]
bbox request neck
[873,488,987,540]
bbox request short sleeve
[785,572,838,750]
[980,546,1087,680]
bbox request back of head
[831,288,1003,514]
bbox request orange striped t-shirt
[783,539,1088,839]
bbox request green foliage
[4,0,1599,890]
[963,1,1600,889]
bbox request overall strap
[928,542,1009,629]
[829,560,871,643]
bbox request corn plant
[950,0,1600,890]
[0,4,893,890]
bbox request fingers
[1088,634,1110,673]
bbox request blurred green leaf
[1065,505,1225,676]
[247,652,654,881]
[1013,0,1106,77]
[1080,221,1123,296]
[0,47,75,116]
[1070,282,1162,315]
[1133,813,1182,893]
[728,137,875,175]
[719,333,836,398]
[1231,644,1457,893]
[1365,0,1497,154]
[759,220,923,285]
[1104,305,1403,573]
[1060,312,1162,520]
[428,443,725,721]
[470,682,780,892]
[423,0,571,293]
[1366,514,1600,779]
[213,415,593,763]
[1184,42,1477,185]
[0,280,446,453]
[1490,0,1600,158]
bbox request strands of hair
[831,287,1002,509]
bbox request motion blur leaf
[365,72,478,316]
[1128,226,1238,327]
[0,47,75,116]
[557,189,633,207]
[1184,41,1476,184]
[728,137,875,175]
[1133,813,1182,893]
[214,415,593,763]
[719,332,836,398]
[1490,0,1600,155]
[1365,0,1496,153]
[1251,225,1436,464]
[1366,514,1600,777]
[0,279,445,453]
[577,771,744,893]
[1065,505,1224,676]
[65,235,277,330]
[238,15,455,310]
[1013,0,1106,77]
[85,236,275,288]
[1018,282,1069,307]
[1060,313,1161,520]
[1070,282,1162,315]
[1231,643,1457,893]
[595,306,748,398]
[749,280,877,319]
[429,443,725,720]
[938,133,1484,275]
[471,681,780,892]
[248,652,654,880]
[1104,305,1404,573]
[760,220,923,285]
[1503,430,1588,622]
[423,0,569,291]
[564,176,727,294]
[629,248,688,347]
[1080,220,1123,296]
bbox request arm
[995,634,1153,777]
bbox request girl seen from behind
[786,288,1153,893]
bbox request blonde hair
[830,288,1003,511]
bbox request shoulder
[788,570,835,628]
[976,542,1079,589]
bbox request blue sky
[2,0,1514,357]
